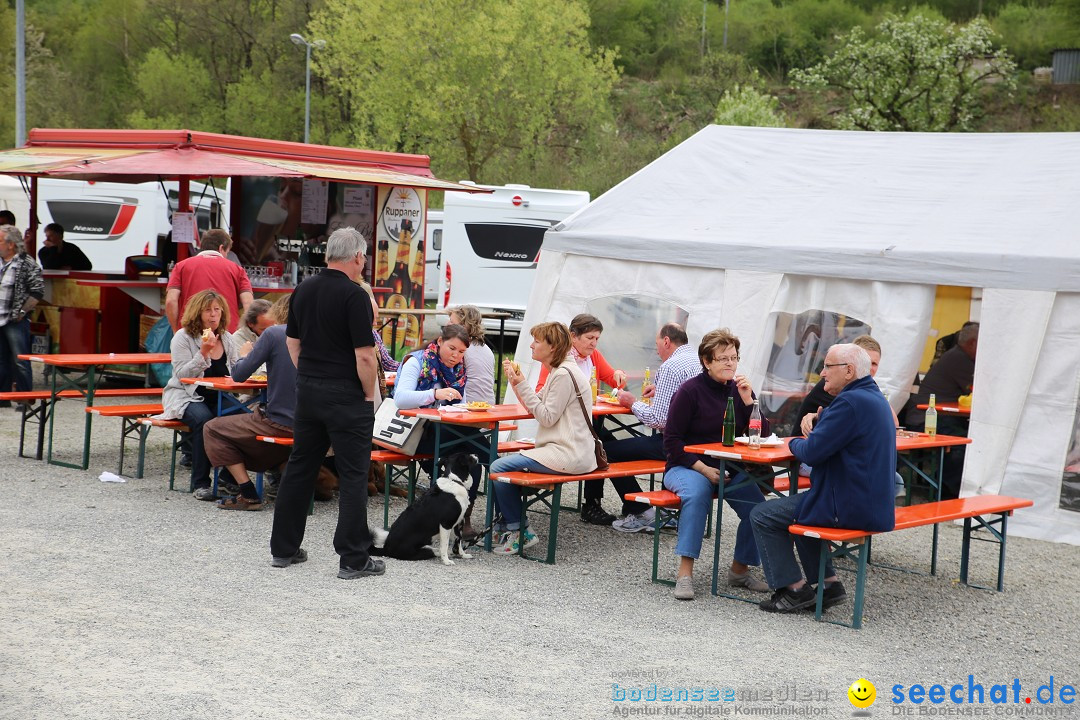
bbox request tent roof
[0,129,485,194]
[545,125,1080,292]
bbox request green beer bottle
[722,396,736,446]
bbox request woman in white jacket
[492,321,597,554]
[159,289,240,500]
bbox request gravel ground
[2,396,1079,720]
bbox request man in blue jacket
[750,343,896,613]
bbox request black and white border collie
[370,453,476,565]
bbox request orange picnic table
[18,352,171,469]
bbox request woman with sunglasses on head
[662,328,770,601]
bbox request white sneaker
[612,508,656,533]
[493,529,538,554]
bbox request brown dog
[312,460,408,501]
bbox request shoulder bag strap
[565,370,603,443]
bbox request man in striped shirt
[605,322,701,533]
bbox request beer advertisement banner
[376,186,427,352]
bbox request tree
[713,85,786,127]
[792,13,1017,132]
[311,0,618,182]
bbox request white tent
[516,125,1080,545]
[0,174,31,225]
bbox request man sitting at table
[904,321,978,498]
[603,322,699,533]
[749,343,896,614]
[37,223,92,271]
[203,297,295,510]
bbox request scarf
[409,340,467,403]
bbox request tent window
[1061,396,1080,513]
[760,309,871,437]
[585,295,689,391]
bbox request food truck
[0,129,485,368]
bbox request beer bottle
[722,396,736,446]
[590,367,598,404]
[642,366,652,405]
[925,394,938,437]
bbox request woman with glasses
[663,328,771,601]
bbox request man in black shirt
[37,224,92,271]
[269,227,383,578]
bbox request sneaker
[179,452,193,468]
[612,508,656,534]
[270,548,308,568]
[337,558,385,579]
[493,529,538,554]
[727,568,770,593]
[673,575,695,601]
[193,486,218,501]
[580,499,617,526]
[759,584,817,613]
[817,580,847,609]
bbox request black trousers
[601,432,666,515]
[271,375,375,569]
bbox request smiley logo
[848,678,876,709]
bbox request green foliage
[585,0,704,77]
[793,13,1018,131]
[127,48,219,129]
[714,85,787,127]
[993,3,1080,70]
[311,0,618,183]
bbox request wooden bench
[85,404,165,480]
[138,418,189,490]
[490,460,668,564]
[2,388,164,460]
[626,474,814,586]
[789,494,1034,630]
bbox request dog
[370,453,476,565]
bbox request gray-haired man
[0,224,44,405]
[269,227,383,578]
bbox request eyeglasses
[822,362,851,370]
[712,355,739,365]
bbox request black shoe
[179,452,193,467]
[759,584,817,613]
[581,499,617,526]
[817,580,847,609]
[270,548,308,568]
[338,558,385,579]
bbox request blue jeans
[0,318,32,393]
[662,464,766,565]
[490,454,557,530]
[749,492,835,589]
[181,400,216,489]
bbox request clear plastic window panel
[1060,392,1080,514]
[585,295,689,393]
[760,310,871,437]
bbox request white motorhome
[7,178,226,273]
[424,209,443,302]
[438,184,589,333]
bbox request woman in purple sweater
[663,328,771,601]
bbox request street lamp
[290,33,326,144]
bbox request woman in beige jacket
[491,321,597,554]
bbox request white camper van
[15,178,226,273]
[424,209,443,302]
[438,184,589,333]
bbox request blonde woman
[493,322,597,553]
[448,304,495,405]
[160,289,241,500]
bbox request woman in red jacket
[536,313,627,525]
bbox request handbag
[373,396,427,455]
[566,371,609,472]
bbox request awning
[0,129,486,194]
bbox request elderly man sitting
[204,297,294,510]
[749,343,896,613]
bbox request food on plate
[249,374,267,382]
[467,401,492,410]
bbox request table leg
[711,460,728,597]
[931,447,944,576]
[80,366,97,470]
[45,364,60,465]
